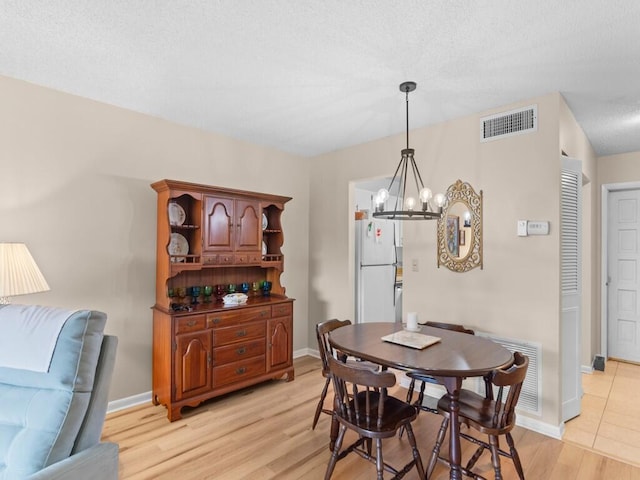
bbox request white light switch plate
[517,220,528,236]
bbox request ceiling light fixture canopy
[373,81,444,220]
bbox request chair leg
[404,423,426,479]
[313,377,331,429]
[406,377,416,403]
[324,424,346,480]
[406,377,428,407]
[506,432,525,480]
[427,416,449,478]
[488,435,503,480]
[375,438,384,480]
[416,379,427,407]
[399,378,418,439]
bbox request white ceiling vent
[480,105,537,142]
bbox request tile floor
[564,360,640,467]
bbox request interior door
[561,157,582,422]
[607,189,640,363]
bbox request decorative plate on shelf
[262,241,267,256]
[168,202,186,226]
[262,213,268,231]
[168,233,189,262]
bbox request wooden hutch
[151,179,294,421]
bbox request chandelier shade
[373,82,444,220]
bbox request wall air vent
[475,332,542,415]
[480,104,538,142]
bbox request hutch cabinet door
[174,330,212,401]
[203,195,234,252]
[235,199,261,251]
[267,316,293,371]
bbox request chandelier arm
[388,158,403,213]
[400,155,410,210]
[386,155,404,194]
[409,156,426,194]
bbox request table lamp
[0,243,50,305]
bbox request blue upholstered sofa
[0,305,119,479]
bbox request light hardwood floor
[103,357,640,479]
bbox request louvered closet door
[561,157,582,422]
[607,189,640,363]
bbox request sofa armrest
[26,442,119,480]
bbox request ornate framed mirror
[437,180,483,272]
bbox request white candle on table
[406,312,418,331]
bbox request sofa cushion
[0,306,106,479]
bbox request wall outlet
[411,258,419,272]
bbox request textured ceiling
[1,1,639,157]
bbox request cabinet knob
[212,317,221,324]
[187,320,197,327]
[236,366,246,375]
[236,347,246,355]
[236,330,247,337]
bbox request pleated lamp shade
[0,243,50,304]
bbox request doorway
[353,178,402,324]
[602,183,640,363]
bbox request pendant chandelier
[373,81,444,220]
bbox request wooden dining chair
[313,319,378,430]
[324,355,425,480]
[427,351,529,480]
[405,321,477,415]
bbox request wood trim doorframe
[600,181,640,360]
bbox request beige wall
[309,93,594,428]
[0,76,311,401]
[598,151,640,184]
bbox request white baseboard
[108,348,316,414]
[518,415,564,440]
[295,347,318,359]
[107,391,152,414]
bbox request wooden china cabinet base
[152,296,294,422]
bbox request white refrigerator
[355,219,399,324]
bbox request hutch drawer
[207,306,270,327]
[174,315,207,334]
[213,355,266,387]
[213,321,266,346]
[213,339,266,365]
[271,303,292,318]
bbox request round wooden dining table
[329,322,513,480]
